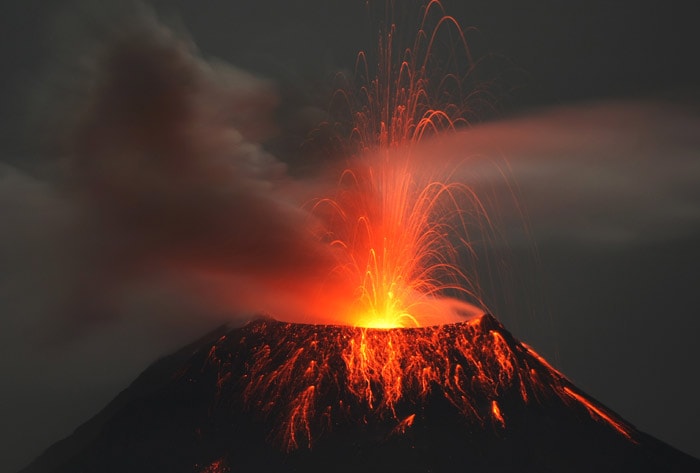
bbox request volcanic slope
[21,315,700,473]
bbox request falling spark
[311,0,491,329]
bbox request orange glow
[311,1,490,329]
[313,160,489,328]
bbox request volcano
[21,314,699,473]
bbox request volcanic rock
[20,315,700,473]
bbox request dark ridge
[20,316,700,473]
[20,324,231,473]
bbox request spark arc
[310,0,490,329]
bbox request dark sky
[1,1,699,471]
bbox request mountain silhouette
[21,314,700,473]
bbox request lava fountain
[310,0,492,329]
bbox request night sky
[1,1,699,471]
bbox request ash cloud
[11,8,340,335]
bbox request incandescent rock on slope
[21,315,700,473]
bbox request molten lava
[30,316,697,473]
[204,315,635,452]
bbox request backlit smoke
[31,2,497,330]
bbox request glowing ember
[491,400,505,428]
[198,459,229,473]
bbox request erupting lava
[218,1,634,453]
[313,158,488,328]
[17,4,700,473]
[221,0,632,458]
[311,1,490,329]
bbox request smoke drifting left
[32,10,346,333]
